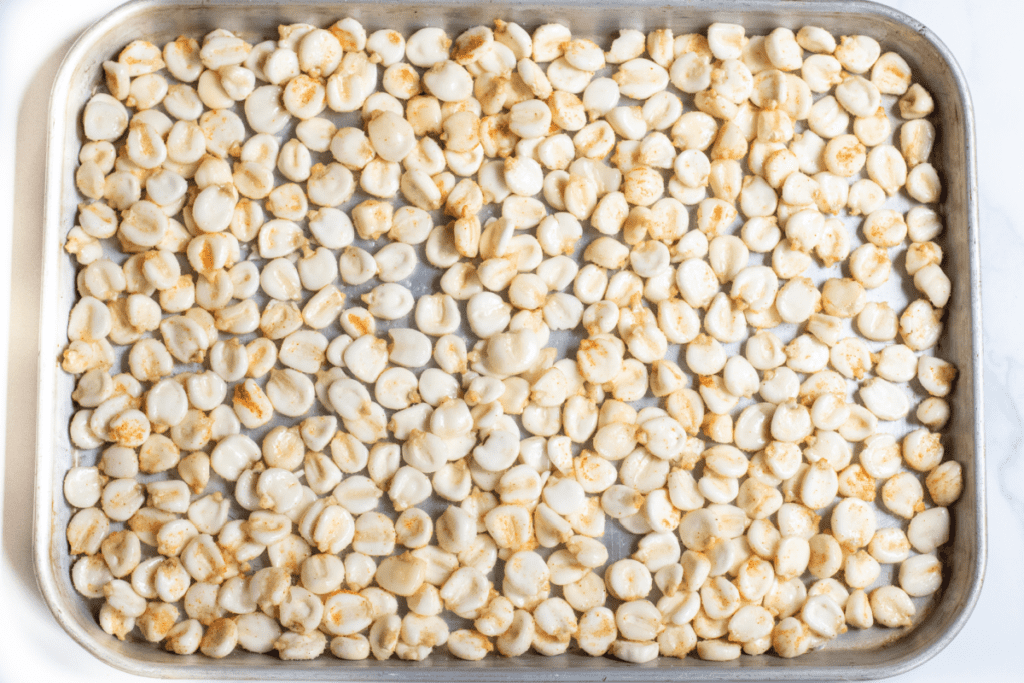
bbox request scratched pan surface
[34,0,984,679]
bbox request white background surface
[0,0,1019,681]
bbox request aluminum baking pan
[34,0,984,679]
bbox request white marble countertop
[0,0,1019,680]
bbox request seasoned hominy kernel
[63,17,955,665]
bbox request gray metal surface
[33,0,984,680]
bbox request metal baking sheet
[34,0,985,679]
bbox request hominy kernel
[62,17,955,666]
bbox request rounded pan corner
[855,0,976,109]
[31,539,155,679]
